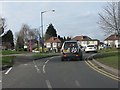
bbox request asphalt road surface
[2,53,119,89]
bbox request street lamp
[40,10,55,53]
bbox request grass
[96,55,119,70]
[33,53,60,59]
[1,50,28,55]
[98,48,118,53]
[93,48,119,70]
[1,56,15,66]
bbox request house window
[58,43,61,47]
[53,43,57,48]
[47,43,51,48]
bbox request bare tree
[16,24,39,50]
[98,2,119,35]
[0,17,7,35]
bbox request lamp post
[40,10,55,53]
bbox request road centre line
[33,60,41,73]
[85,61,120,81]
[43,60,50,74]
[43,65,46,74]
[5,67,12,75]
[45,60,49,64]
[46,80,52,89]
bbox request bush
[93,52,118,59]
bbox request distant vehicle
[116,44,120,49]
[32,50,40,53]
[61,41,83,61]
[98,45,104,50]
[80,45,85,51]
[85,44,97,53]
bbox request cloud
[78,11,93,17]
[0,2,3,16]
[2,2,107,41]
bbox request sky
[0,1,115,41]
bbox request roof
[104,34,118,41]
[90,39,99,41]
[45,37,61,43]
[72,36,92,41]
[64,40,77,43]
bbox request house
[89,39,99,46]
[72,36,99,48]
[45,37,61,52]
[104,34,119,48]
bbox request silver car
[61,41,83,61]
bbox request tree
[45,24,57,40]
[2,30,14,49]
[16,35,24,50]
[66,36,71,41]
[98,2,119,35]
[15,24,37,51]
[63,36,66,41]
[0,17,6,35]
[58,35,64,44]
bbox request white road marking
[33,60,36,65]
[43,65,46,74]
[75,80,80,87]
[0,80,1,83]
[5,67,12,75]
[24,64,28,66]
[46,80,52,89]
[50,57,54,59]
[33,60,41,73]
[45,60,49,64]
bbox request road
[2,53,119,89]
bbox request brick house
[72,36,99,48]
[45,37,61,52]
[104,34,119,48]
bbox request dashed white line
[75,80,80,87]
[0,80,1,83]
[46,80,52,89]
[43,65,46,74]
[5,67,12,75]
[45,60,49,64]
[33,60,41,73]
[24,64,28,66]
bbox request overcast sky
[0,1,115,41]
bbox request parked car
[61,41,83,61]
[85,44,97,53]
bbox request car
[61,41,83,61]
[85,44,97,53]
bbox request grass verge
[96,55,119,70]
[1,56,15,70]
[2,56,15,66]
[2,50,28,55]
[33,53,60,59]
